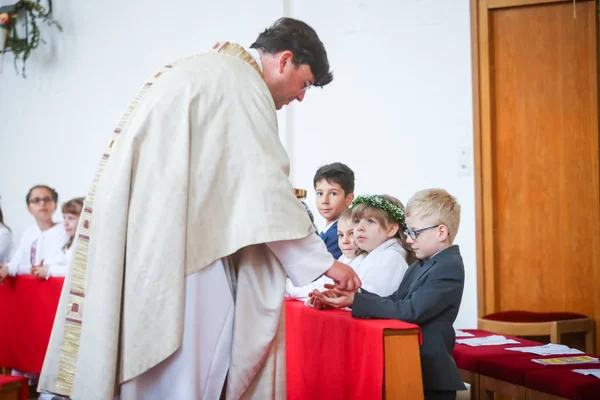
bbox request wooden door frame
[470,0,598,317]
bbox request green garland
[351,195,407,230]
[3,0,62,77]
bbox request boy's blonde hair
[406,189,461,243]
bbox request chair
[478,311,595,354]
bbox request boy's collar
[418,244,457,264]
[322,220,337,234]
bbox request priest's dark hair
[250,17,333,87]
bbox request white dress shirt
[7,223,68,276]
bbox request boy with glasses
[312,188,465,400]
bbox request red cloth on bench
[481,310,587,323]
[452,329,543,372]
[0,375,28,400]
[525,367,600,400]
[477,354,600,385]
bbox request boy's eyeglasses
[404,225,440,240]
[29,197,54,205]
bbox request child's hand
[308,289,329,310]
[0,265,8,284]
[31,266,49,279]
[319,284,356,308]
[31,260,49,280]
[310,286,355,309]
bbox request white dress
[353,238,409,296]
[44,246,73,279]
[118,233,333,400]
[7,223,68,276]
[0,225,12,262]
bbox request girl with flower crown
[309,194,416,304]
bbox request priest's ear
[278,51,295,73]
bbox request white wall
[0,0,477,327]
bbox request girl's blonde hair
[62,197,85,250]
[351,194,417,264]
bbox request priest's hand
[324,260,361,291]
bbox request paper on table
[456,335,520,347]
[572,369,600,379]
[505,344,584,356]
[455,329,474,337]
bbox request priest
[39,17,360,400]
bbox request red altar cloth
[0,276,64,373]
[285,298,421,400]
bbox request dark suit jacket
[319,221,342,259]
[352,245,466,391]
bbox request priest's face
[269,51,314,110]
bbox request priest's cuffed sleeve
[267,233,334,287]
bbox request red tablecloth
[285,298,421,400]
[0,276,64,373]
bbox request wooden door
[472,0,600,351]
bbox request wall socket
[458,146,472,176]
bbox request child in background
[312,189,466,400]
[313,162,355,259]
[286,208,365,301]
[32,197,84,280]
[310,194,414,301]
[0,185,67,283]
[0,198,12,263]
